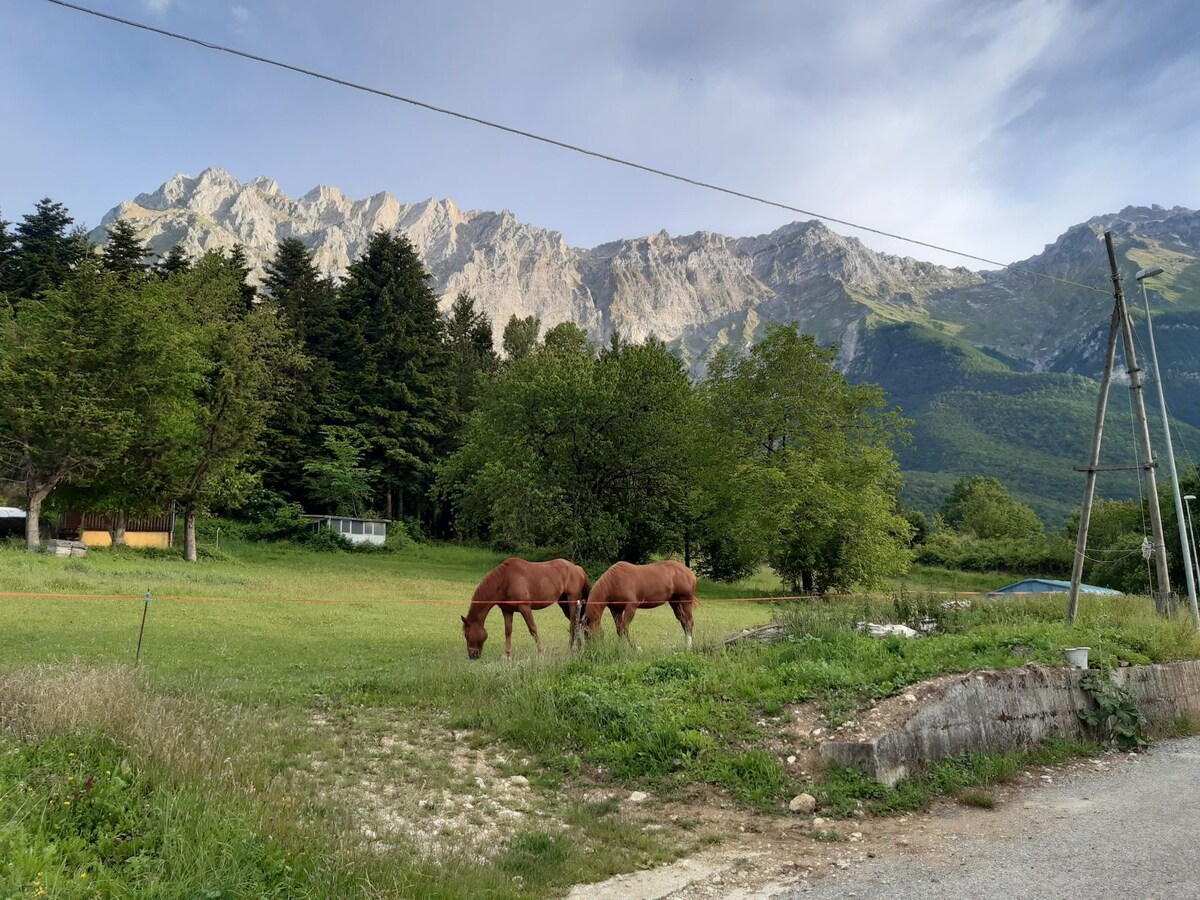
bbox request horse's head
[462,614,487,660]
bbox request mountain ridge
[95,170,1200,524]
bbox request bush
[298,527,352,553]
[915,530,1072,575]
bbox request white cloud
[141,0,173,13]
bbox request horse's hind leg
[670,595,695,651]
[519,606,545,657]
[614,606,640,652]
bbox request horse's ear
[461,615,467,624]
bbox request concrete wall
[821,661,1200,785]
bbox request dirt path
[567,742,1164,900]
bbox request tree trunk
[110,509,127,547]
[684,526,692,569]
[801,569,814,595]
[184,507,198,562]
[25,488,48,552]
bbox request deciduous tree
[697,323,912,591]
[502,313,540,361]
[0,264,201,549]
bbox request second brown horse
[580,560,697,650]
[461,557,590,660]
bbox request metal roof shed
[987,578,1122,598]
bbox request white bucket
[1064,647,1090,669]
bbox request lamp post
[1186,495,1200,590]
[1137,266,1199,627]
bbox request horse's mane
[472,559,515,603]
[588,562,627,600]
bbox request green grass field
[0,541,780,704]
[3,539,1198,898]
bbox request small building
[61,510,175,549]
[987,578,1122,598]
[303,514,390,546]
[0,507,26,539]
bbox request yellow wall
[81,530,171,549]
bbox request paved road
[777,735,1200,900]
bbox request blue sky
[2,0,1198,266]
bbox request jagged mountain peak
[94,170,1197,373]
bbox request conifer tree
[156,244,192,278]
[227,244,257,311]
[257,237,335,506]
[8,198,89,301]
[340,231,448,520]
[445,292,498,419]
[0,214,14,304]
[101,219,152,282]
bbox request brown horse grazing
[461,558,590,660]
[581,560,697,651]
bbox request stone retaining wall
[821,661,1200,785]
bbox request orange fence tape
[0,589,984,606]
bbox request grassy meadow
[3,538,1200,898]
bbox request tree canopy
[939,475,1044,541]
[0,197,932,589]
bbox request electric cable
[41,0,1113,295]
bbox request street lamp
[1185,495,1200,591]
[1137,265,1199,627]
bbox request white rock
[508,775,530,788]
[789,793,818,814]
[627,791,649,804]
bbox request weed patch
[817,738,1102,817]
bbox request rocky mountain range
[97,170,1200,523]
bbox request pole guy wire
[43,0,1110,296]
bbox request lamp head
[1186,494,1197,502]
[1136,266,1165,281]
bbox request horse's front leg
[559,598,580,651]
[502,607,515,660]
[614,606,640,652]
[519,606,545,657]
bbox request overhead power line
[44,0,1110,295]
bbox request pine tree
[340,231,449,521]
[0,214,15,302]
[445,292,498,419]
[227,245,257,311]
[156,244,192,279]
[264,237,320,341]
[8,198,89,301]
[101,219,152,282]
[257,238,332,506]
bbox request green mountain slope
[847,322,1200,525]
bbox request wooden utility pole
[1068,231,1174,620]
[1066,303,1122,624]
